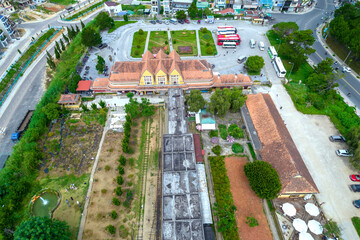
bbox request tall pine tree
[80,20,85,29]
[60,39,66,51]
[62,33,69,44]
[54,47,60,59]
[55,41,62,53]
[47,56,56,70]
[75,25,80,33]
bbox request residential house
[91,50,252,94]
[163,0,172,14]
[195,109,216,130]
[172,0,192,12]
[0,0,15,14]
[0,15,15,40]
[196,1,209,9]
[215,0,226,9]
[57,94,81,109]
[246,93,319,198]
[214,7,235,15]
[259,0,273,9]
[242,0,259,9]
[76,80,92,96]
[151,0,161,14]
[104,1,122,16]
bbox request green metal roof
[196,1,209,8]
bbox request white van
[259,41,265,51]
[170,18,178,24]
[237,56,247,63]
[249,39,256,48]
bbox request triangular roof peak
[142,50,155,61]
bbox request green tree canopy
[43,103,61,121]
[185,90,206,112]
[14,217,71,240]
[95,12,115,30]
[176,10,187,20]
[209,88,246,116]
[272,22,299,38]
[96,56,105,73]
[139,98,155,118]
[245,55,265,73]
[81,27,102,47]
[244,161,282,199]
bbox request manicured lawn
[352,217,360,237]
[199,29,217,56]
[131,30,148,58]
[49,0,75,5]
[148,31,170,54]
[108,21,136,33]
[326,34,360,76]
[170,30,198,56]
[283,61,314,83]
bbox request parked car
[343,66,351,73]
[350,175,360,182]
[353,200,360,208]
[170,18,177,24]
[178,20,184,24]
[97,43,108,49]
[336,149,353,157]
[150,20,156,24]
[237,56,247,64]
[350,185,360,192]
[329,135,346,142]
[156,20,162,24]
[164,20,170,25]
[211,64,215,69]
[185,19,190,23]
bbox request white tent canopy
[299,232,314,240]
[282,202,296,216]
[308,220,323,235]
[305,203,320,216]
[293,218,308,232]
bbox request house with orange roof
[58,94,81,109]
[90,49,252,94]
[246,93,319,198]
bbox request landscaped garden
[131,29,148,58]
[170,30,198,56]
[198,28,217,56]
[63,0,106,21]
[148,31,170,54]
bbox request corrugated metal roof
[196,164,213,224]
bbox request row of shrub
[64,0,106,21]
[218,124,244,140]
[0,28,56,101]
[122,114,132,153]
[209,156,239,240]
[0,20,96,237]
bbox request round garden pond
[30,189,61,218]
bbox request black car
[156,20,162,24]
[353,200,360,208]
[150,20,156,24]
[350,185,360,192]
[178,20,184,24]
[329,135,346,142]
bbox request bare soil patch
[224,156,272,240]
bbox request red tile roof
[58,94,80,104]
[246,93,319,196]
[193,134,203,163]
[76,80,92,91]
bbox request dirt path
[224,156,272,240]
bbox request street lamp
[288,62,295,80]
[344,47,352,64]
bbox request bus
[268,46,278,59]
[217,26,237,35]
[222,42,237,48]
[272,57,287,78]
[217,34,241,45]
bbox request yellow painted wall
[140,70,153,85]
[170,69,183,84]
[156,70,167,85]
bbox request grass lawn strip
[108,21,136,33]
[170,30,198,56]
[131,30,148,58]
[64,0,105,21]
[352,217,360,237]
[224,157,272,240]
[49,0,75,5]
[148,31,170,54]
[0,28,59,106]
[199,29,217,56]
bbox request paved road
[271,0,360,111]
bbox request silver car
[336,149,353,157]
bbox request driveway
[262,79,360,239]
